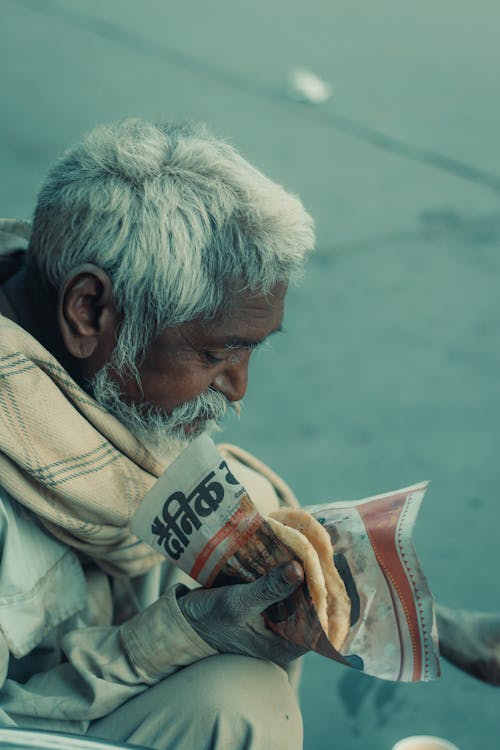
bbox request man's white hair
[29,118,315,372]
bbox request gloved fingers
[238,561,304,616]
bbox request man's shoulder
[0,218,30,281]
[0,218,30,253]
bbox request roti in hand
[269,508,351,651]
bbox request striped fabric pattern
[0,311,170,576]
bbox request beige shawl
[0,311,173,576]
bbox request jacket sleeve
[0,584,216,731]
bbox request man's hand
[177,561,308,669]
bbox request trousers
[86,654,303,750]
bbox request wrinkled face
[90,283,287,449]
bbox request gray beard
[89,364,241,468]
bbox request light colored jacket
[0,450,297,734]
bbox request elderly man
[0,119,315,749]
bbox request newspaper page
[131,434,440,682]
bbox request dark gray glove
[177,561,308,669]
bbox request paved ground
[2,1,500,748]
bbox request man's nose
[213,350,250,403]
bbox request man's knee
[90,654,303,750]
[169,654,302,750]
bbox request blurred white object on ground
[392,736,459,750]
[289,68,332,104]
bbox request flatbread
[269,509,351,650]
[266,516,329,635]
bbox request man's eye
[203,350,228,364]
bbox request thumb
[245,561,304,612]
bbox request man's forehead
[192,284,287,345]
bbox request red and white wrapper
[131,434,440,682]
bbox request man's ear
[58,264,119,362]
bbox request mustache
[151,387,240,431]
